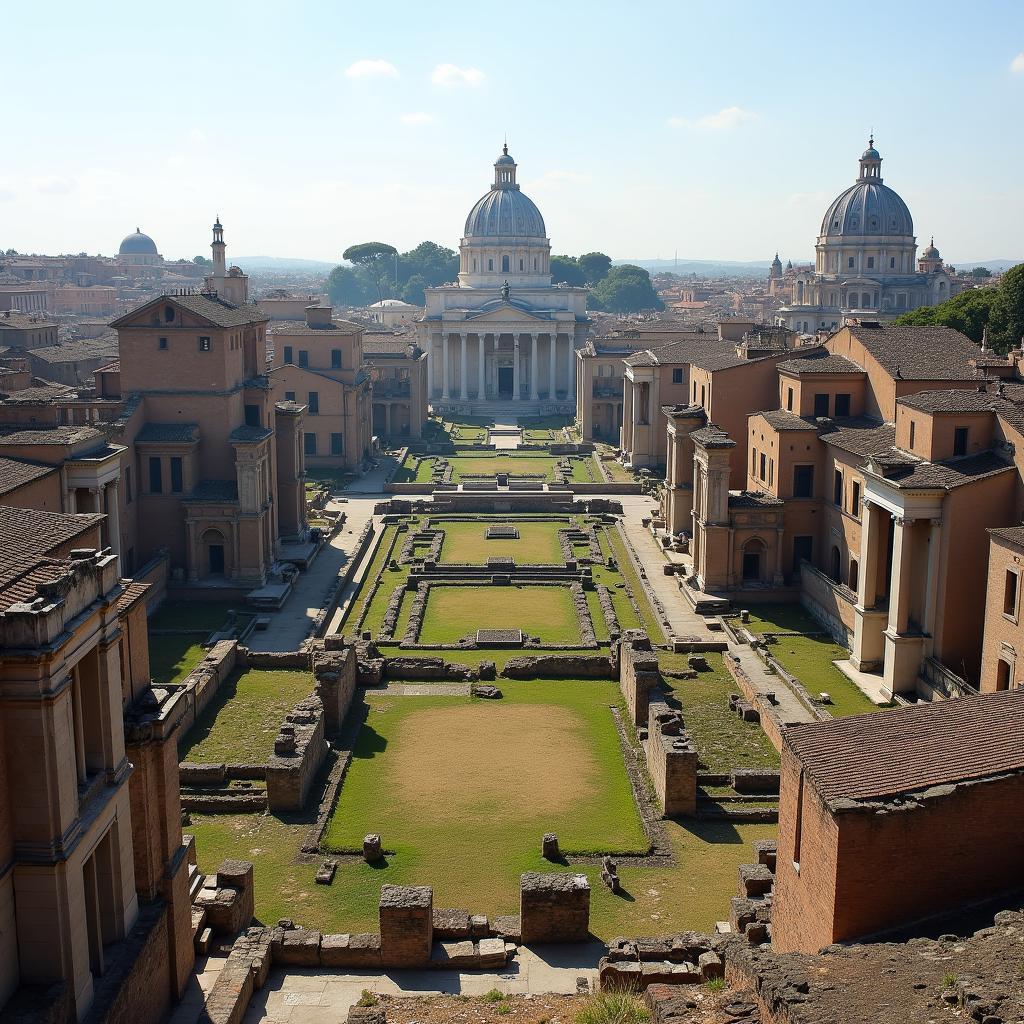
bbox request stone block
[731,768,780,795]
[379,884,433,967]
[477,937,508,968]
[470,914,489,939]
[520,872,590,944]
[490,915,522,943]
[277,929,322,966]
[319,933,351,967]
[347,933,383,967]
[432,940,476,967]
[347,1007,386,1024]
[698,950,723,980]
[541,833,560,860]
[738,863,774,898]
[432,908,472,939]
[363,834,383,863]
[753,839,778,872]
[216,859,253,890]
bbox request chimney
[305,304,333,327]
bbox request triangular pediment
[461,304,552,323]
[110,295,219,331]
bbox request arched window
[164,304,175,323]
[830,545,842,583]
[996,659,1011,691]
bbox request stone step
[188,865,205,903]
[195,925,213,956]
[191,907,207,943]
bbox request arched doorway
[202,528,228,577]
[830,545,842,583]
[742,539,766,583]
[848,558,859,593]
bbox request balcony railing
[919,656,977,699]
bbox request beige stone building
[363,331,429,440]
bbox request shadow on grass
[350,722,388,760]
[177,672,240,760]
[672,818,746,845]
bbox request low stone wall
[170,640,239,738]
[568,481,645,495]
[500,654,614,679]
[645,699,698,817]
[799,562,856,648]
[266,697,329,812]
[619,632,661,726]
[723,655,787,754]
[382,656,478,682]
[520,872,590,943]
[598,935,723,993]
[236,649,309,670]
[313,640,358,735]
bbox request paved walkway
[170,944,602,1024]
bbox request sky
[4,0,1024,266]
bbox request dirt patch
[389,703,601,817]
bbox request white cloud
[34,176,75,196]
[431,63,485,88]
[399,112,435,126]
[1012,51,1024,74]
[344,59,399,79]
[667,106,758,131]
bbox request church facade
[418,146,589,413]
[777,139,957,334]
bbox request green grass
[742,604,888,717]
[605,529,666,644]
[178,670,314,763]
[659,654,779,773]
[438,520,565,564]
[149,634,208,684]
[148,600,237,632]
[574,991,650,1024]
[448,455,561,480]
[419,585,581,644]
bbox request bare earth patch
[390,703,601,817]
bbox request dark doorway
[742,550,761,581]
[497,366,513,396]
[792,536,813,575]
[209,544,225,576]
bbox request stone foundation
[520,872,590,943]
[645,700,698,817]
[266,698,328,812]
[379,885,433,968]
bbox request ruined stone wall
[520,872,590,943]
[645,699,698,817]
[619,634,661,726]
[265,698,328,812]
[313,640,357,735]
[175,640,239,736]
[500,653,614,679]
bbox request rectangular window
[848,256,855,269]
[304,432,317,456]
[954,426,968,456]
[330,432,343,456]
[1004,570,1019,617]
[331,348,342,369]
[692,381,697,402]
[867,256,875,269]
[671,367,683,384]
[308,391,319,415]
[198,336,211,352]
[158,337,168,350]
[244,404,260,427]
[834,393,851,417]
[813,393,829,417]
[909,420,916,449]
[890,256,896,269]
[488,258,494,271]
[851,480,861,517]
[786,387,794,412]
[769,459,774,487]
[170,456,183,494]
[793,465,814,498]
[148,457,162,494]
[283,346,293,364]
[751,448,757,476]
[285,391,296,402]
[298,350,309,368]
[759,452,767,481]
[700,385,706,407]
[833,468,843,505]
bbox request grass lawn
[148,600,237,632]
[605,529,666,644]
[742,604,888,717]
[438,520,565,564]
[419,585,580,644]
[448,455,560,481]
[149,634,208,684]
[659,654,780,773]
[178,670,314,764]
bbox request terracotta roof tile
[0,457,56,496]
[846,324,985,381]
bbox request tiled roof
[0,383,77,403]
[186,479,239,502]
[229,424,273,443]
[990,526,1024,549]
[758,410,820,432]
[846,324,985,381]
[662,404,705,419]
[0,457,56,496]
[819,419,896,457]
[0,312,58,331]
[0,505,103,594]
[116,580,150,615]
[0,556,68,612]
[0,425,103,446]
[690,425,735,449]
[729,491,783,508]
[28,337,118,363]
[777,352,864,375]
[113,293,269,330]
[875,450,1014,491]
[134,422,199,444]
[268,319,359,336]
[897,388,1001,413]
[786,688,1024,808]
[624,333,732,368]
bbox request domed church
[418,145,589,411]
[117,227,162,267]
[777,139,957,334]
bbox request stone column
[104,479,120,556]
[459,333,468,400]
[477,334,486,400]
[567,335,576,401]
[441,333,450,401]
[513,334,521,400]
[887,517,916,635]
[529,334,537,399]
[922,519,942,638]
[621,381,633,451]
[856,500,882,609]
[549,332,558,399]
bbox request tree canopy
[327,265,374,306]
[578,252,612,284]
[589,264,664,313]
[342,242,399,302]
[550,255,587,287]
[892,264,1023,351]
[970,266,993,279]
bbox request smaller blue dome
[119,229,158,255]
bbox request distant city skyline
[5,0,1023,265]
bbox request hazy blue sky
[5,0,1023,265]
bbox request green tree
[193,255,212,266]
[590,264,663,313]
[399,241,459,287]
[578,251,612,284]
[989,263,1024,351]
[342,241,398,302]
[892,288,996,345]
[400,274,429,306]
[550,255,586,286]
[327,265,372,306]
[970,266,992,279]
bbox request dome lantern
[859,136,882,183]
[493,143,518,188]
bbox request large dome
[463,145,546,239]
[464,188,546,238]
[119,228,158,255]
[819,139,913,239]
